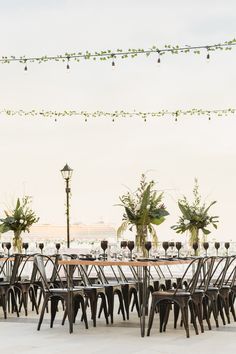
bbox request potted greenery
[171,179,219,248]
[117,174,169,256]
[0,196,39,253]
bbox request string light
[0,38,235,67]
[24,60,28,71]
[0,108,235,120]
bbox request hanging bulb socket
[112,60,115,67]
[207,53,210,60]
[157,57,161,64]
[24,61,28,71]
[66,57,70,70]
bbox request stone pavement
[1,305,236,354]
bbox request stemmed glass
[55,243,61,254]
[192,242,198,256]
[120,240,127,249]
[120,240,127,260]
[162,241,169,258]
[169,242,175,258]
[22,242,29,255]
[175,242,182,258]
[39,243,44,254]
[203,242,209,256]
[144,241,152,258]
[214,242,220,256]
[5,242,11,256]
[127,241,135,261]
[101,240,108,260]
[225,242,230,256]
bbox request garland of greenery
[0,108,235,120]
[1,39,236,65]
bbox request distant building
[28,222,117,242]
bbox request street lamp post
[60,164,73,248]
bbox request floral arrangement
[117,174,169,255]
[0,196,39,252]
[171,179,219,244]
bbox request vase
[136,225,148,257]
[189,227,200,256]
[13,230,23,253]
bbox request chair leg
[147,300,156,336]
[117,290,126,321]
[180,303,190,338]
[189,301,199,335]
[203,296,211,330]
[163,303,171,332]
[50,297,60,328]
[37,295,49,331]
[174,302,180,329]
[79,297,88,329]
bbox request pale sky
[0,1,236,241]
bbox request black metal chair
[147,257,203,338]
[34,254,88,333]
[0,254,22,318]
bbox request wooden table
[59,258,190,337]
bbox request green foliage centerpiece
[171,179,219,249]
[0,196,39,253]
[117,174,169,257]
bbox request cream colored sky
[0,1,236,241]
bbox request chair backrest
[0,254,23,284]
[34,254,64,291]
[210,256,231,288]
[174,257,203,295]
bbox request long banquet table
[59,258,191,337]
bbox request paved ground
[1,305,236,354]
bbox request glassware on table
[175,242,182,258]
[39,243,44,254]
[55,243,61,254]
[5,242,11,256]
[224,242,230,256]
[192,242,198,256]
[120,240,127,249]
[162,241,169,257]
[22,242,29,254]
[168,242,175,257]
[214,242,220,256]
[203,242,209,256]
[144,241,152,258]
[101,240,108,260]
[127,241,135,261]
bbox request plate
[78,257,96,261]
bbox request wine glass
[22,242,29,254]
[162,241,169,257]
[192,242,198,256]
[55,243,61,254]
[120,240,127,249]
[214,242,220,256]
[175,242,182,258]
[127,241,135,261]
[203,242,209,256]
[39,243,44,254]
[101,240,108,260]
[5,242,11,256]
[168,241,175,257]
[145,241,152,258]
[225,242,230,256]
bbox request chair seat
[153,290,191,297]
[48,288,83,294]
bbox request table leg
[139,265,147,337]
